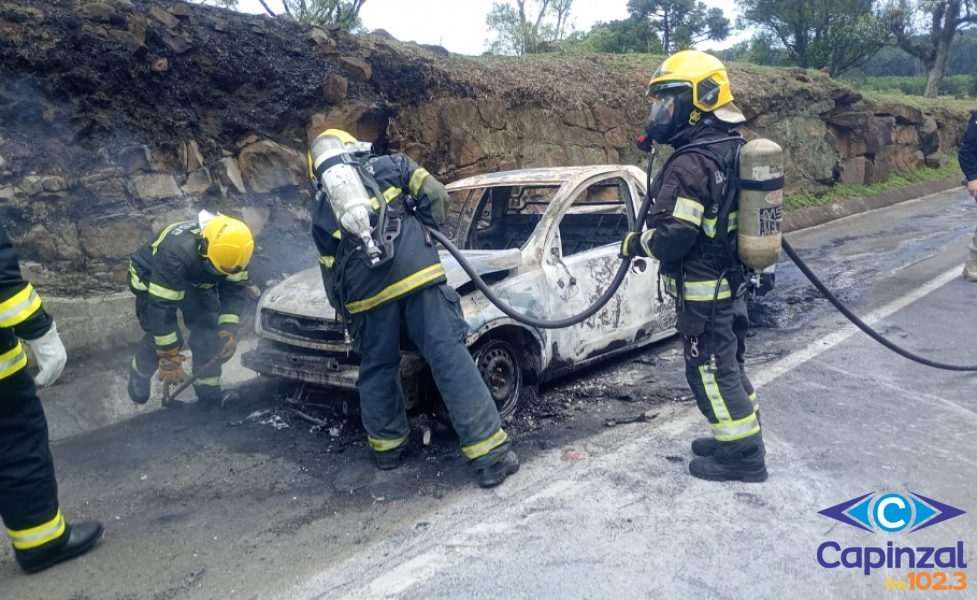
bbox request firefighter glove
[157,347,186,384]
[27,322,67,387]
[218,329,238,363]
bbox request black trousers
[0,367,66,553]
[349,285,509,468]
[132,288,222,401]
[678,295,763,455]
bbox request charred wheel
[472,338,522,418]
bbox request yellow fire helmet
[647,50,745,123]
[200,214,254,275]
[307,128,358,182]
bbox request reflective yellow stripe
[672,197,704,226]
[155,332,178,346]
[346,264,446,315]
[195,282,215,289]
[0,342,28,379]
[7,509,66,550]
[699,366,731,423]
[149,282,185,301]
[226,270,248,283]
[319,255,335,268]
[711,411,761,442]
[702,212,738,238]
[218,314,240,326]
[369,186,403,210]
[621,232,636,256]
[0,284,43,328]
[409,168,430,196]
[151,223,181,255]
[639,229,655,257]
[749,391,758,412]
[462,428,509,460]
[195,376,220,387]
[728,211,738,232]
[332,229,342,239]
[368,434,408,452]
[128,265,148,291]
[661,275,732,302]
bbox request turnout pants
[131,287,223,402]
[678,294,763,455]
[350,284,510,469]
[0,368,69,558]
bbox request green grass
[784,156,961,211]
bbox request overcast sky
[232,0,750,55]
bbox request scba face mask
[645,85,696,144]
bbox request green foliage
[573,16,664,54]
[845,74,975,97]
[738,0,889,76]
[189,0,366,29]
[627,0,729,53]
[784,155,961,210]
[486,0,575,55]
[717,32,787,66]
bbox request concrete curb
[783,176,964,233]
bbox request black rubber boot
[127,369,151,405]
[689,445,767,483]
[16,522,104,574]
[373,450,403,471]
[477,450,519,488]
[691,437,719,457]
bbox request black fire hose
[782,238,977,372]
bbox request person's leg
[351,301,410,468]
[128,291,162,404]
[403,285,517,486]
[0,369,102,573]
[964,222,977,281]
[183,289,222,408]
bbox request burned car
[242,165,676,417]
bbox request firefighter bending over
[308,129,519,488]
[621,51,769,482]
[127,212,254,408]
[0,223,103,573]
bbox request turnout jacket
[312,153,448,316]
[959,110,977,182]
[629,122,744,304]
[129,220,248,351]
[0,223,53,381]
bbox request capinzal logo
[819,491,965,533]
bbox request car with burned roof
[242,165,676,417]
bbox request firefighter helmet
[200,215,254,275]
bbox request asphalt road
[2,187,976,599]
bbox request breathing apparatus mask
[309,131,384,266]
[644,82,698,145]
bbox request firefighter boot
[127,367,151,405]
[689,444,767,483]
[476,450,519,488]
[691,437,719,457]
[373,449,403,471]
[16,521,104,574]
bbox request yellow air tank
[737,138,784,271]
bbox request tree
[486,0,576,55]
[190,0,367,29]
[626,0,729,53]
[577,16,663,53]
[885,0,977,97]
[739,0,889,76]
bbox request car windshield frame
[443,183,566,250]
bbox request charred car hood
[260,249,523,320]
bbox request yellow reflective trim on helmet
[225,270,248,283]
[149,283,185,302]
[319,255,335,268]
[0,342,28,380]
[409,168,430,196]
[155,332,179,346]
[462,428,509,460]
[672,197,704,226]
[218,314,240,326]
[345,264,446,315]
[368,434,408,452]
[0,284,43,328]
[7,509,66,550]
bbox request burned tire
[472,338,524,419]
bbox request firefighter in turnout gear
[621,51,768,482]
[0,223,103,573]
[958,110,977,281]
[309,129,519,488]
[127,212,253,408]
